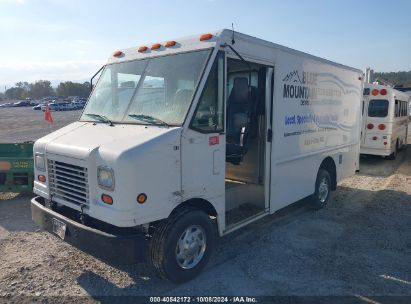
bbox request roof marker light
[371,89,379,96]
[113,50,123,57]
[138,46,148,52]
[200,33,213,41]
[380,89,387,96]
[165,40,176,47]
[151,43,161,50]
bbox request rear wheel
[149,208,216,283]
[311,169,332,210]
[387,141,398,160]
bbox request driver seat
[226,77,254,165]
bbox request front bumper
[31,196,148,264]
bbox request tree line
[373,71,411,87]
[1,80,91,100]
[1,71,410,101]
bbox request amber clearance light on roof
[151,43,161,50]
[200,33,213,41]
[165,40,176,47]
[138,46,148,52]
[112,50,124,57]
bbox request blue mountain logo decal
[283,70,302,84]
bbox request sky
[0,0,410,91]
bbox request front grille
[48,160,89,206]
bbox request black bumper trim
[31,196,148,264]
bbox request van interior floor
[225,180,266,227]
[225,202,265,227]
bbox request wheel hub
[318,178,329,203]
[176,225,206,269]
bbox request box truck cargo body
[31,29,363,282]
[361,84,409,159]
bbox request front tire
[149,208,215,283]
[311,169,331,210]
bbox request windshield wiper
[85,113,114,126]
[128,114,169,127]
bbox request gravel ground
[0,121,410,301]
[0,107,81,143]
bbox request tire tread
[149,207,197,279]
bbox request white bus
[31,29,363,283]
[361,84,410,159]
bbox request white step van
[361,84,409,159]
[31,30,363,283]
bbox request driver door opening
[225,57,271,228]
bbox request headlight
[35,153,45,171]
[97,166,115,190]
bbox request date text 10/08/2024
[149,296,257,303]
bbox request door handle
[267,129,272,142]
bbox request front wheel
[311,169,332,210]
[149,208,216,283]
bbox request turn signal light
[137,193,147,204]
[113,50,123,57]
[200,33,213,41]
[165,40,176,47]
[101,194,113,205]
[138,46,148,52]
[151,43,161,50]
[371,89,379,96]
[378,124,386,130]
[367,123,374,129]
[0,161,11,171]
[380,89,387,96]
[38,175,46,182]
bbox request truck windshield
[368,99,389,117]
[81,49,211,125]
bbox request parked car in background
[72,101,86,110]
[64,102,77,111]
[0,102,14,108]
[13,100,32,107]
[41,102,59,111]
[41,102,78,111]
[33,103,45,110]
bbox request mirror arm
[90,65,106,91]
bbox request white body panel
[360,84,409,156]
[216,32,362,213]
[34,122,183,227]
[33,29,362,235]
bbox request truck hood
[34,121,181,159]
